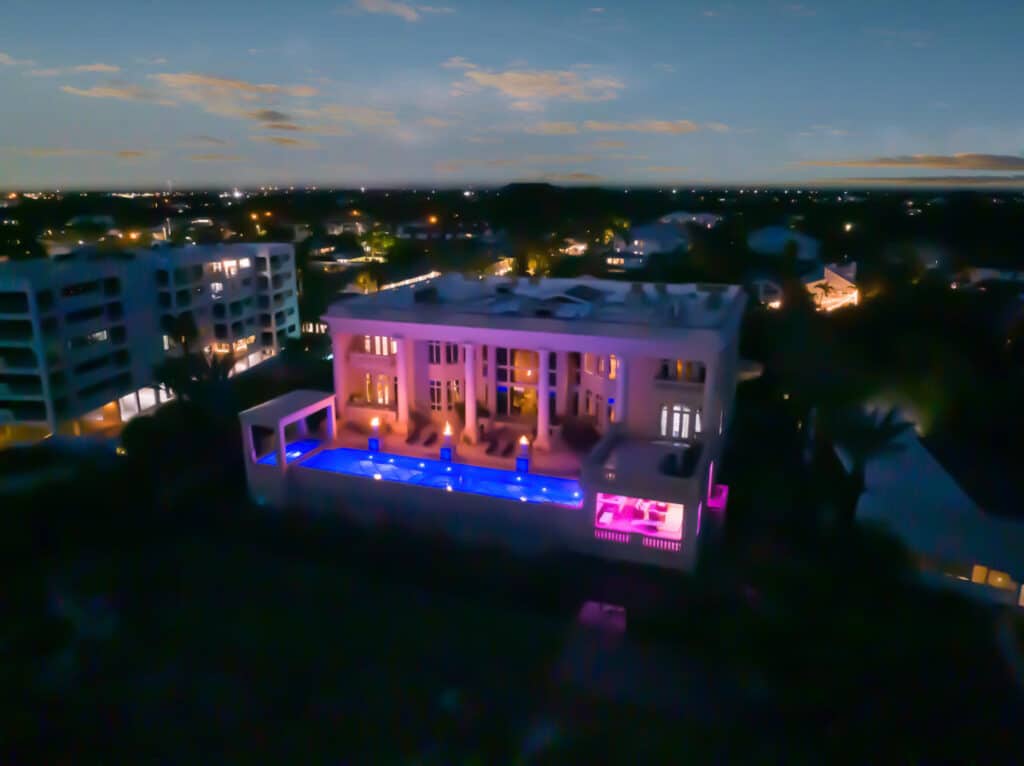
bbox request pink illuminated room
[594,492,684,541]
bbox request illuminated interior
[594,492,683,541]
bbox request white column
[487,344,497,412]
[463,343,477,444]
[536,349,551,450]
[326,403,337,441]
[555,351,569,418]
[395,337,410,435]
[276,421,288,474]
[614,354,628,428]
[703,350,719,437]
[332,332,348,418]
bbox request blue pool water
[257,439,321,466]
[297,446,583,507]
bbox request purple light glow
[708,484,729,510]
[594,492,683,541]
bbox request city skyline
[3,0,1024,189]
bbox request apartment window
[209,262,223,274]
[598,356,606,376]
[223,260,239,278]
[445,343,459,365]
[482,345,488,377]
[571,352,581,384]
[428,341,441,364]
[609,354,619,381]
[211,282,224,298]
[364,373,373,402]
[583,353,595,375]
[429,379,442,411]
[549,351,557,387]
[585,390,592,416]
[363,335,393,356]
[607,400,614,424]
[239,257,252,269]
[376,374,392,406]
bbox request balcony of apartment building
[0,372,44,399]
[0,346,41,373]
[0,318,36,344]
[654,358,706,389]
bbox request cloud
[189,153,244,161]
[262,122,303,131]
[350,0,454,22]
[434,154,595,173]
[188,135,228,145]
[705,122,731,132]
[259,121,349,136]
[799,124,849,137]
[646,165,689,173]
[421,116,454,127]
[0,52,35,67]
[797,153,1024,171]
[250,135,319,149]
[441,56,476,69]
[589,139,626,149]
[588,6,605,12]
[74,63,120,73]
[467,135,503,144]
[526,153,595,164]
[525,121,578,135]
[150,72,317,118]
[452,61,623,109]
[60,84,175,105]
[8,147,150,159]
[541,172,604,183]
[244,108,293,122]
[136,56,169,65]
[27,68,62,77]
[654,63,676,73]
[583,119,699,134]
[304,104,399,127]
[815,175,1024,187]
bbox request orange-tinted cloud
[798,153,1024,171]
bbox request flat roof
[239,389,334,428]
[325,274,745,335]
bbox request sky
[2,0,1024,189]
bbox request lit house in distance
[0,243,298,444]
[240,275,745,570]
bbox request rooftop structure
[240,275,744,570]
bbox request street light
[844,222,854,232]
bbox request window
[162,334,172,351]
[446,379,461,410]
[482,345,488,377]
[428,341,441,364]
[585,390,593,416]
[223,260,239,277]
[598,356,606,376]
[364,373,372,402]
[609,354,619,381]
[660,404,692,440]
[445,343,459,364]
[209,262,223,274]
[429,379,442,411]
[239,257,252,269]
[86,329,108,343]
[549,351,557,387]
[211,282,224,298]
[375,374,392,406]
[583,353,595,375]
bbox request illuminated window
[595,492,683,541]
[391,338,398,355]
[364,373,372,402]
[660,403,692,439]
[429,379,442,411]
[162,334,172,351]
[428,341,441,364]
[445,379,461,410]
[971,565,988,584]
[239,258,252,269]
[223,260,238,277]
[209,262,223,273]
[376,374,392,405]
[583,353,595,375]
[86,329,108,344]
[609,354,618,381]
[211,282,224,297]
[987,569,1017,591]
[364,335,372,353]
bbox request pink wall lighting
[708,484,729,510]
[594,528,631,544]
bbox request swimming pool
[298,446,583,508]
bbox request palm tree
[820,407,912,527]
[814,282,836,310]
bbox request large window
[495,347,538,384]
[445,379,461,410]
[660,404,702,439]
[595,493,684,541]
[658,359,706,383]
[445,342,459,364]
[548,351,557,386]
[363,335,395,356]
[429,379,442,411]
[609,354,619,381]
[428,341,441,364]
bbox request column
[326,403,337,441]
[395,337,410,435]
[555,351,569,418]
[463,343,477,444]
[276,421,288,475]
[331,332,348,418]
[536,348,551,450]
[614,354,628,428]
[487,344,497,413]
[703,349,719,437]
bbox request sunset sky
[3,0,1023,188]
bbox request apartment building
[239,275,745,570]
[0,243,298,444]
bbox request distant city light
[844,222,854,232]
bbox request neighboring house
[558,238,589,256]
[748,261,859,312]
[841,429,1024,609]
[324,218,368,237]
[0,243,299,445]
[747,226,821,263]
[606,222,689,272]
[240,276,746,571]
[396,219,444,240]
